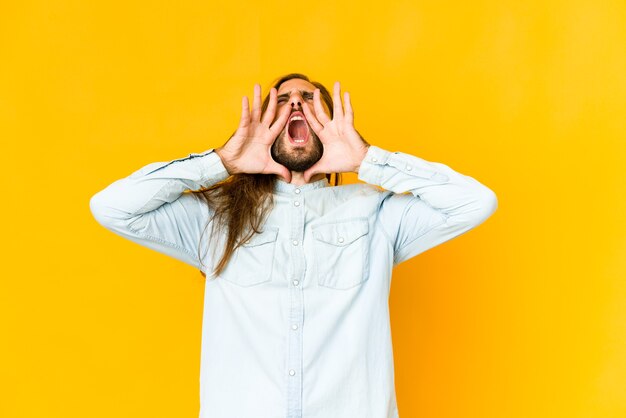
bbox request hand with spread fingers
[215,84,293,182]
[301,81,370,183]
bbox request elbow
[485,189,498,215]
[89,190,127,228]
[476,187,498,224]
[90,185,147,235]
[89,191,109,226]
[449,186,498,228]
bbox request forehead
[276,78,316,95]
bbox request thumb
[267,161,292,183]
[303,163,321,183]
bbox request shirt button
[371,157,378,162]
[293,201,300,207]
[294,188,301,194]
[291,324,298,330]
[292,240,299,246]
[289,369,296,376]
[338,237,344,243]
[406,165,412,171]
[293,280,299,286]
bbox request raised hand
[301,81,370,183]
[215,84,292,182]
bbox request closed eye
[276,90,314,103]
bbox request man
[90,73,498,418]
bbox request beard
[270,127,324,173]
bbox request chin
[271,130,323,173]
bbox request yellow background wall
[1,1,624,417]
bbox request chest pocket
[220,226,279,287]
[312,218,370,290]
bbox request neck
[286,172,326,186]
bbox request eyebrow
[276,89,314,100]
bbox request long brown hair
[191,73,340,279]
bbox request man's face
[270,78,331,173]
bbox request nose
[289,93,302,109]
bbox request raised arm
[302,81,498,266]
[89,149,231,270]
[357,145,497,266]
[90,83,293,272]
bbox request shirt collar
[274,176,330,194]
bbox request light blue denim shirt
[90,145,498,418]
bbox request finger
[251,83,262,122]
[268,102,291,137]
[332,81,344,123]
[303,166,315,183]
[313,88,331,125]
[238,96,250,129]
[267,159,291,183]
[303,161,323,183]
[278,164,292,183]
[302,101,323,134]
[344,91,354,126]
[261,87,277,126]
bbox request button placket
[293,187,302,208]
[286,187,305,417]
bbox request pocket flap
[312,219,369,246]
[242,227,279,247]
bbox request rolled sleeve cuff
[357,145,392,185]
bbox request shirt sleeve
[357,145,498,267]
[89,148,230,271]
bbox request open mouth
[287,111,310,146]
